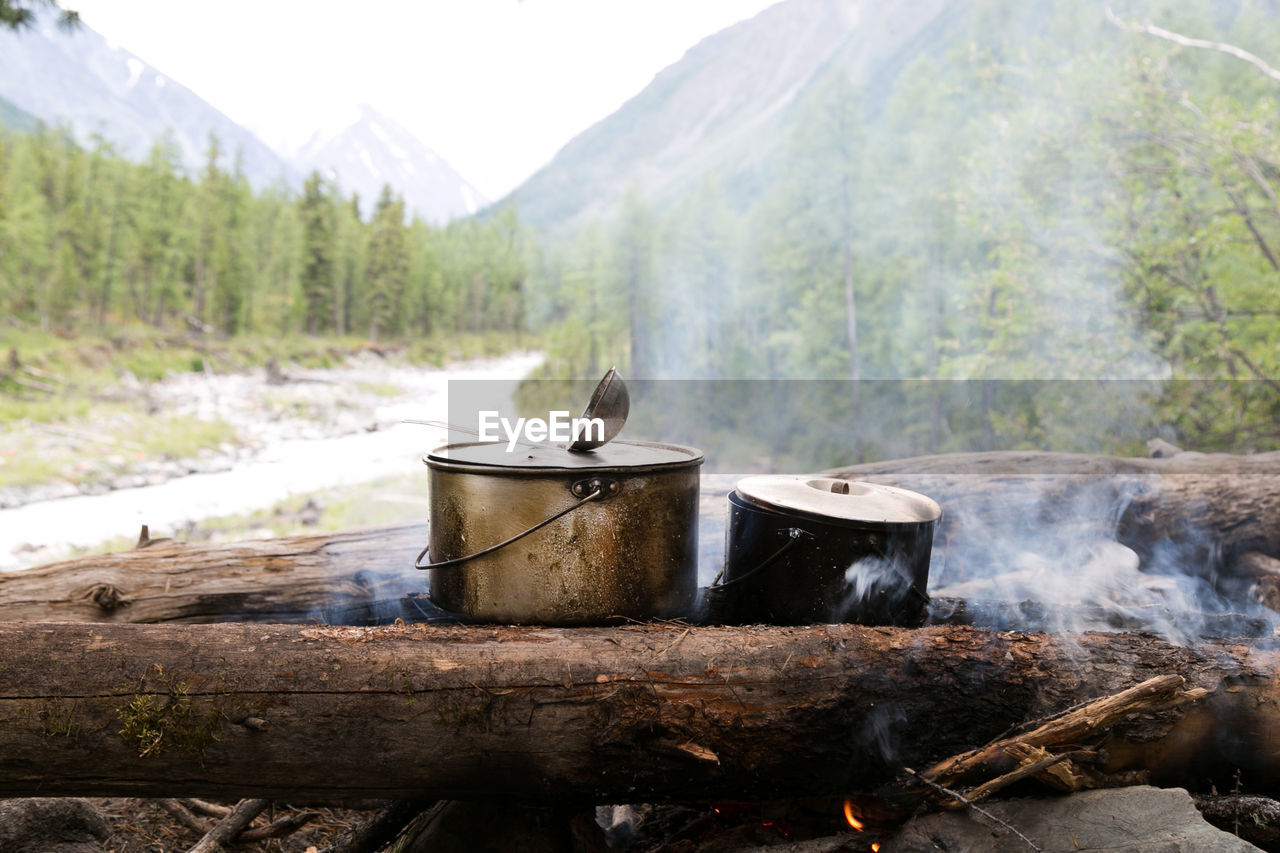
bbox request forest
[0,128,525,342]
[2,0,1279,465]
[526,0,1280,459]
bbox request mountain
[0,10,295,189]
[0,94,38,132]
[293,105,487,224]
[506,0,955,232]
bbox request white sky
[68,0,779,199]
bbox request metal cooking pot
[714,476,941,626]
[417,440,702,625]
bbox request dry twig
[187,797,270,853]
[921,674,1202,790]
[157,798,211,835]
[905,767,1042,852]
[238,809,322,842]
[319,800,432,853]
[954,748,1098,807]
[1104,5,1280,84]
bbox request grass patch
[353,381,405,398]
[404,330,538,366]
[0,414,240,491]
[197,473,426,538]
[1,326,537,427]
[119,416,239,460]
[0,434,67,489]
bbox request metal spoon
[568,367,629,452]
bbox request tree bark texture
[6,451,1280,625]
[0,523,426,624]
[825,450,1280,573]
[0,621,1278,802]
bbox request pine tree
[365,185,408,342]
[296,171,335,336]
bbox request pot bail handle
[414,479,610,571]
[710,526,813,590]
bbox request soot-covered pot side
[422,440,702,625]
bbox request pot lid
[734,475,941,525]
[426,439,702,472]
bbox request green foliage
[298,170,336,335]
[0,95,37,134]
[0,0,77,31]
[0,125,528,352]
[366,185,409,341]
[528,0,1280,459]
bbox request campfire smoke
[927,476,1275,644]
[838,555,912,622]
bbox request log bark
[824,450,1280,578]
[0,523,427,624]
[6,451,1280,625]
[1,622,1279,802]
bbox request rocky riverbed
[0,351,543,569]
[0,351,541,508]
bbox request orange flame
[843,799,864,831]
[871,844,880,852]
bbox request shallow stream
[0,352,544,569]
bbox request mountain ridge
[0,9,297,189]
[505,0,954,232]
[0,11,485,222]
[293,104,487,224]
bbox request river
[0,352,544,570]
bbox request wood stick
[158,798,212,835]
[825,450,1280,574]
[955,748,1098,806]
[180,797,232,817]
[237,809,321,842]
[187,798,270,853]
[318,801,432,853]
[920,674,1202,789]
[1000,743,1092,792]
[904,767,1042,852]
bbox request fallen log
[6,451,1280,625]
[1,622,1279,802]
[826,450,1280,586]
[0,523,427,624]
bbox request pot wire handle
[710,527,812,589]
[414,483,606,571]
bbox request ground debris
[93,797,364,853]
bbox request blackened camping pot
[717,476,941,626]
[417,440,702,625]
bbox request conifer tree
[365,184,408,342]
[297,170,335,335]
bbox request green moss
[115,665,225,761]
